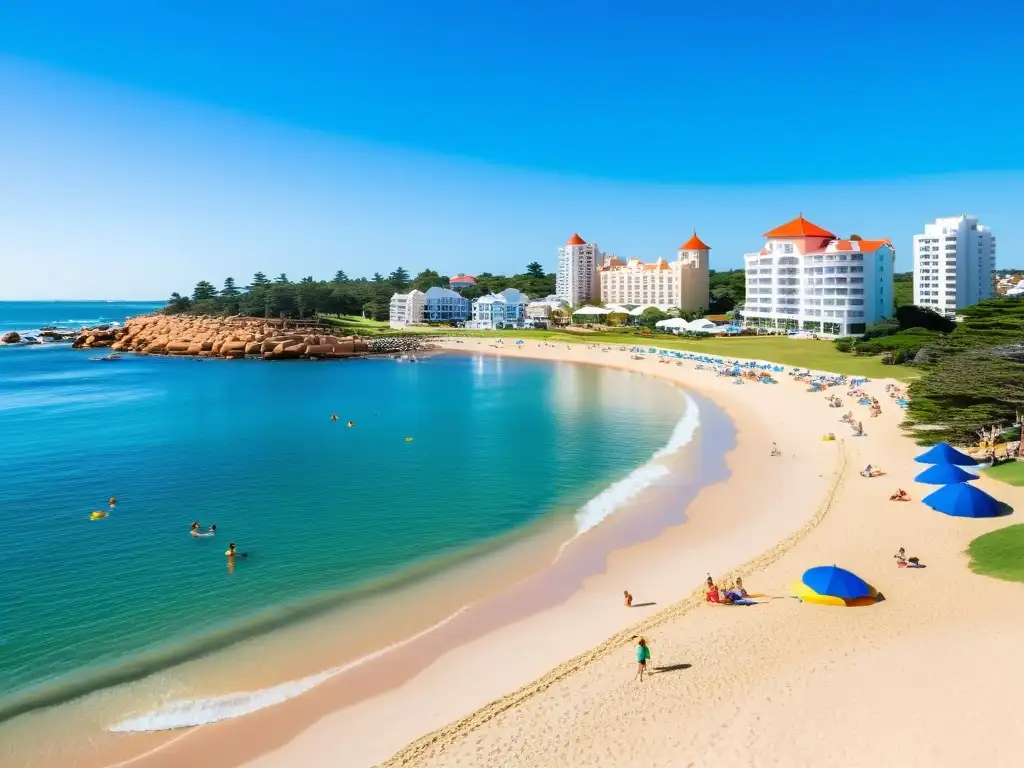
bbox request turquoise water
[0,302,684,724]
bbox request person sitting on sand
[624,590,633,607]
[895,547,924,568]
[890,489,910,501]
[771,442,782,456]
[732,577,749,598]
[705,576,731,603]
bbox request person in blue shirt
[634,637,651,681]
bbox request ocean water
[0,301,688,730]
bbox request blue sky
[1,1,1022,299]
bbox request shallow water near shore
[0,304,703,764]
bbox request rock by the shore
[73,313,374,360]
[2,331,21,344]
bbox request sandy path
[383,340,1023,768]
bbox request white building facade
[913,215,996,316]
[525,295,569,323]
[597,232,711,312]
[741,216,894,337]
[423,286,470,323]
[556,233,601,306]
[467,288,530,329]
[388,289,426,328]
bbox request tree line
[164,263,556,321]
[895,299,1024,446]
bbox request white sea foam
[108,607,469,732]
[570,392,700,537]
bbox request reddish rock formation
[73,314,371,360]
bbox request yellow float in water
[790,580,877,607]
[404,436,413,442]
[90,511,108,520]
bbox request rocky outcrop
[2,331,21,344]
[72,314,371,360]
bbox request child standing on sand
[634,637,651,681]
[624,590,633,607]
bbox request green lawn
[318,317,917,380]
[984,461,1024,487]
[967,525,1024,583]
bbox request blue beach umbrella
[801,565,872,600]
[914,463,977,485]
[914,442,977,466]
[922,483,1002,518]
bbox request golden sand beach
[96,339,1024,767]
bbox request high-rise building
[741,215,894,337]
[597,232,711,311]
[556,234,601,305]
[913,215,996,316]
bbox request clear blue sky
[1,0,1022,299]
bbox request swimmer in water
[347,421,354,428]
[191,521,201,536]
[109,496,118,510]
[225,542,247,558]
[330,414,338,422]
[209,524,217,534]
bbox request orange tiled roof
[680,232,711,250]
[763,215,836,239]
[566,233,586,246]
[830,238,894,253]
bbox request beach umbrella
[800,565,872,600]
[914,463,976,485]
[922,483,1002,518]
[914,442,977,466]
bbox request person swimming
[330,414,338,422]
[191,521,201,536]
[347,421,354,428]
[225,542,247,558]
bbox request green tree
[372,272,385,283]
[388,266,411,290]
[250,272,271,288]
[333,270,349,283]
[221,277,240,297]
[412,268,447,292]
[275,273,290,284]
[526,262,545,278]
[637,307,669,328]
[165,292,193,314]
[192,281,217,301]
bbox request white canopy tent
[628,304,660,317]
[655,317,689,330]
[572,305,612,317]
[603,303,633,314]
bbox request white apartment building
[597,232,711,312]
[423,286,471,322]
[741,215,894,337]
[467,288,530,329]
[388,289,426,328]
[556,233,601,305]
[525,295,569,323]
[913,215,996,316]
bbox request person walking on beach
[634,636,651,681]
[624,590,633,607]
